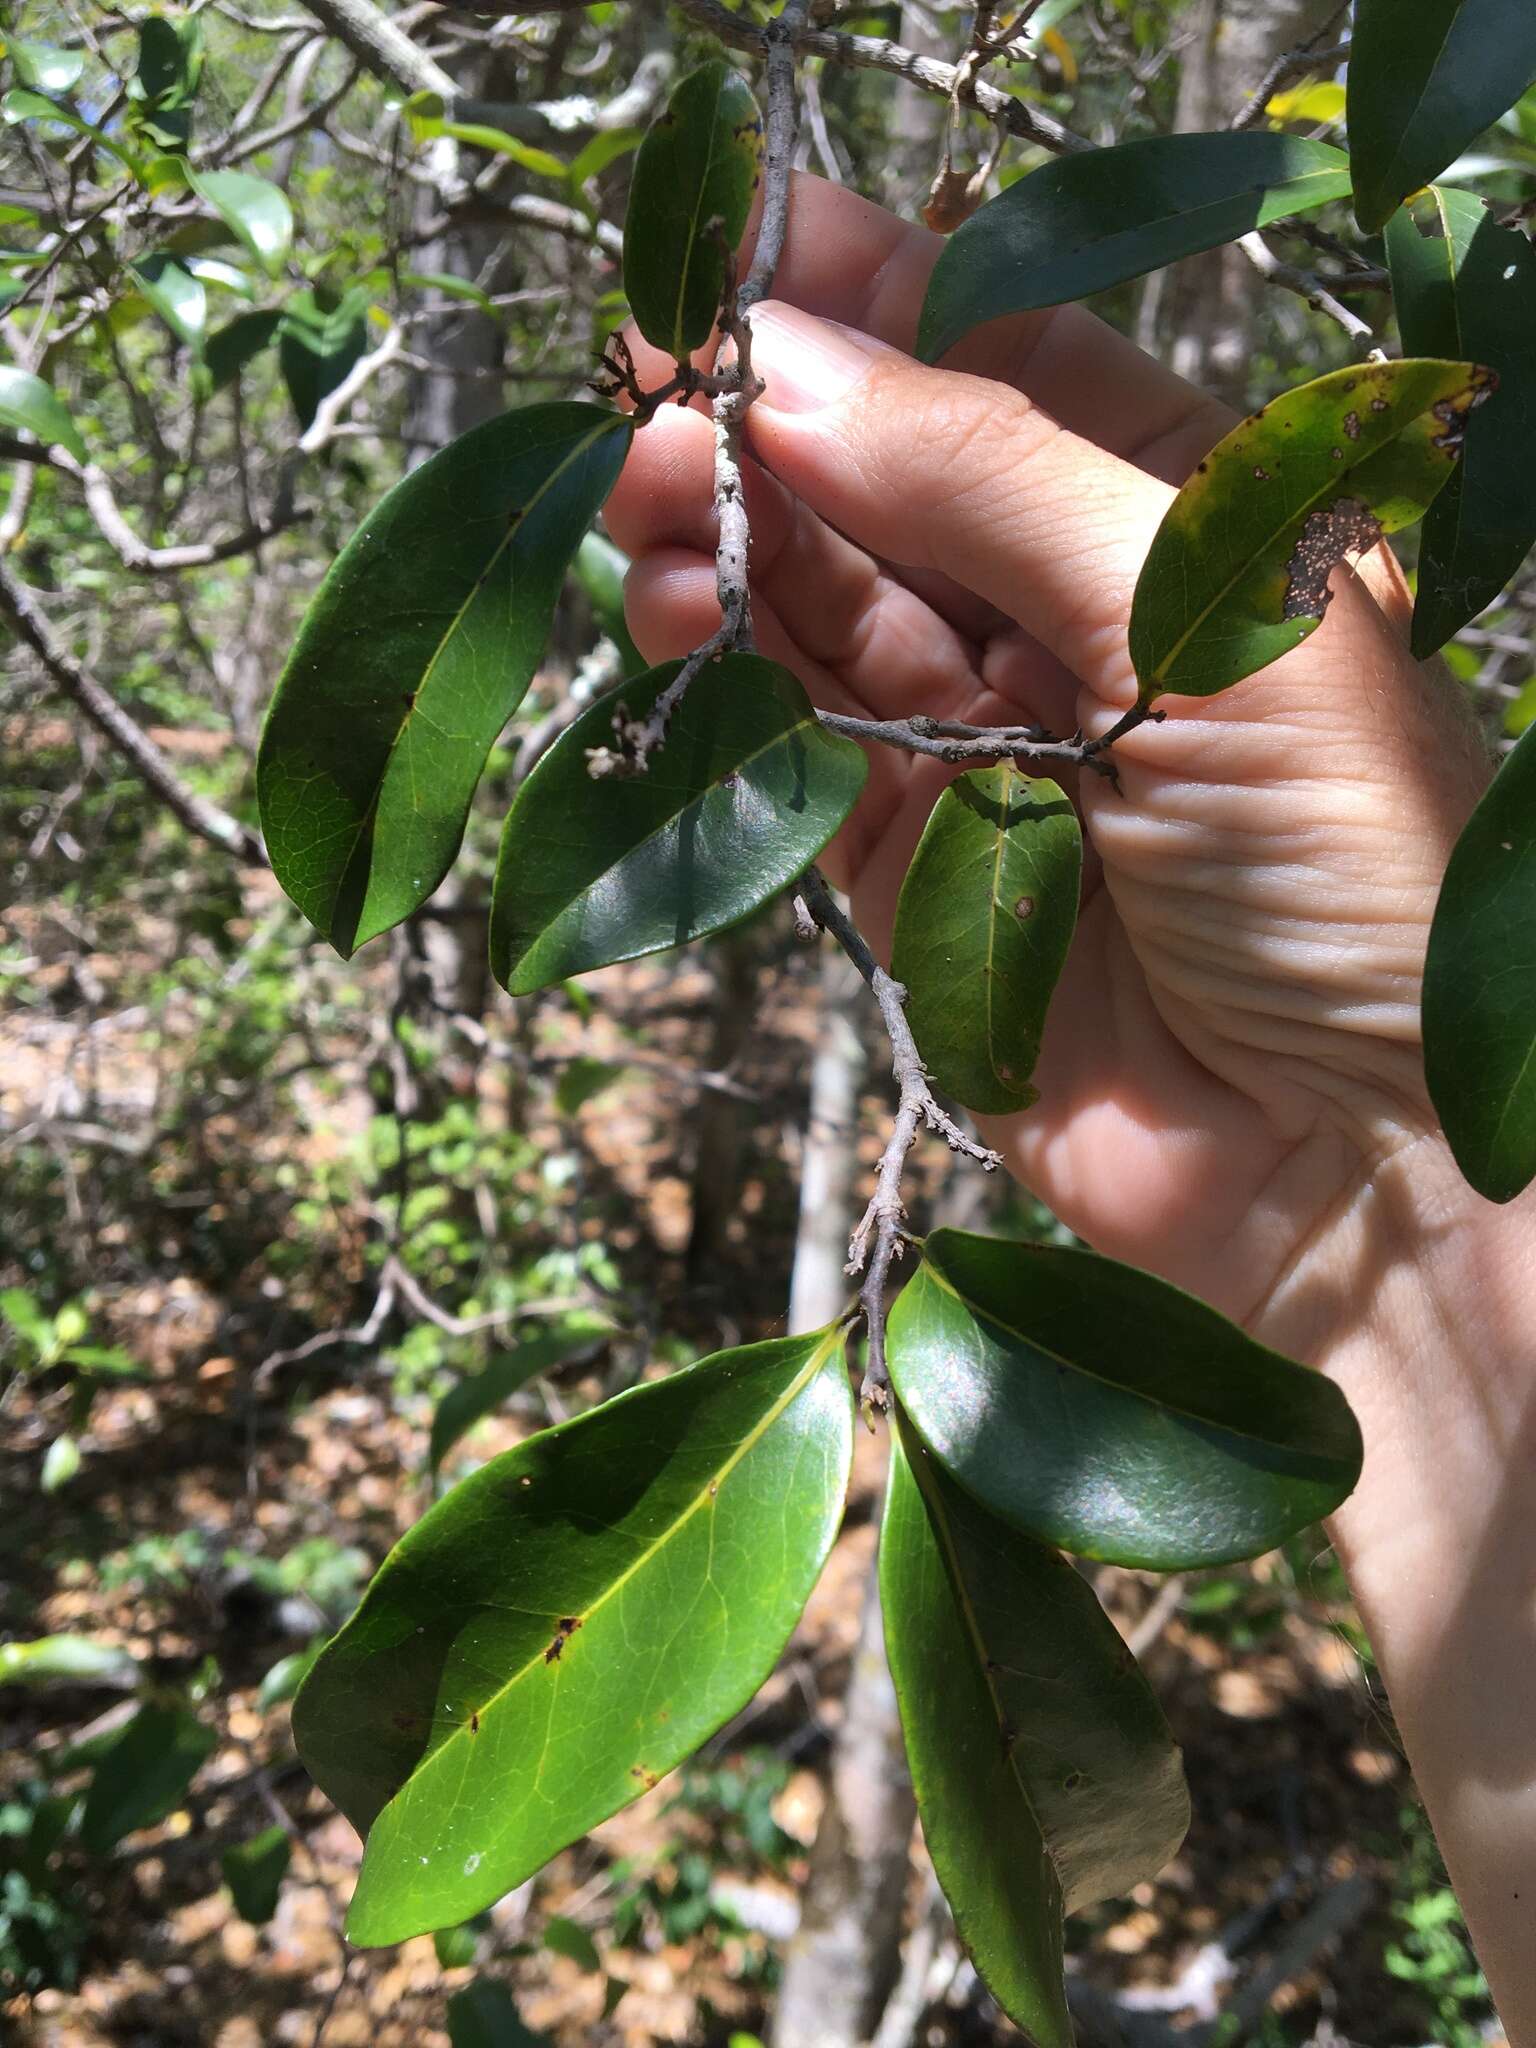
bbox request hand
[604,172,1491,1338]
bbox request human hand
[604,171,1492,1343]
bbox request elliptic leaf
[258,402,631,954]
[917,133,1351,361]
[490,656,866,995]
[1127,358,1490,700]
[429,1322,609,1476]
[222,1825,291,1924]
[887,1229,1362,1569]
[882,1419,1188,2047]
[7,41,85,94]
[1386,188,1536,653]
[0,365,85,460]
[447,1982,546,2048]
[2,87,136,167]
[293,1326,853,1944]
[40,1432,80,1492]
[80,1702,216,1852]
[277,284,369,430]
[0,1635,136,1689]
[623,60,763,359]
[130,251,206,347]
[1347,0,1536,233]
[200,307,282,394]
[189,168,292,273]
[891,767,1080,1114]
[1424,722,1536,1202]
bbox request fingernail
[748,302,892,415]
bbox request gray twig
[1237,231,1379,351]
[816,709,1126,775]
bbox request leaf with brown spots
[1128,358,1492,699]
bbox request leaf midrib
[387,1325,848,1797]
[916,1258,1339,1460]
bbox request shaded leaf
[0,1636,137,1690]
[258,401,631,954]
[80,1702,216,1852]
[447,1982,545,2048]
[129,252,205,347]
[882,1416,1188,2047]
[277,284,369,430]
[429,1322,609,1476]
[490,656,865,995]
[1348,0,1536,233]
[1386,188,1536,653]
[891,767,1080,1114]
[199,308,282,394]
[574,528,644,676]
[887,1228,1362,1569]
[544,1915,601,1972]
[189,168,292,273]
[1424,721,1536,1201]
[256,1641,324,1712]
[294,1326,852,1943]
[623,60,763,359]
[0,365,85,461]
[435,1920,483,1967]
[917,133,1351,361]
[222,1826,291,1924]
[1127,358,1489,700]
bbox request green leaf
[256,1641,325,1711]
[293,1325,853,1944]
[1127,358,1490,701]
[1424,722,1536,1201]
[6,40,85,94]
[404,93,569,178]
[891,767,1080,1115]
[258,401,631,955]
[399,269,494,310]
[569,125,643,190]
[882,1417,1188,2048]
[188,168,292,274]
[916,133,1351,362]
[623,59,763,359]
[544,1915,601,1972]
[490,656,866,995]
[429,1323,608,1475]
[1347,0,1536,233]
[887,1229,1362,1569]
[222,1826,291,1924]
[435,1920,482,1968]
[40,1432,80,1493]
[79,1702,216,1852]
[0,1635,137,1689]
[573,529,644,675]
[553,1055,626,1117]
[199,307,282,394]
[277,284,369,430]
[130,252,206,347]
[1386,188,1536,654]
[0,365,85,461]
[447,1982,546,2048]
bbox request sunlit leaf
[1348,0,1536,232]
[1386,187,1536,653]
[1128,358,1489,700]
[294,1326,852,1943]
[40,1432,80,1493]
[130,251,206,347]
[0,365,85,461]
[0,1636,137,1689]
[623,59,763,359]
[882,1416,1188,2047]
[887,1228,1362,1569]
[891,767,1080,1115]
[189,168,292,274]
[490,656,866,995]
[403,91,569,178]
[1424,722,1536,1201]
[6,39,84,94]
[258,402,631,954]
[917,133,1351,361]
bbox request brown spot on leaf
[1253,466,1271,481]
[630,1764,661,1790]
[1370,397,1389,414]
[1342,410,1361,441]
[1196,460,1208,474]
[545,1616,583,1664]
[1014,895,1035,921]
[469,1711,480,1734]
[1281,496,1383,621]
[1330,446,1344,460]
[1430,371,1496,455]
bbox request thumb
[742,300,1174,711]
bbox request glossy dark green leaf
[429,1322,609,1475]
[130,252,205,347]
[200,307,282,394]
[891,767,1080,1115]
[7,40,84,94]
[80,1702,217,1852]
[917,133,1351,361]
[882,1418,1187,2048]
[277,285,369,430]
[490,656,866,995]
[293,1325,853,1944]
[623,60,763,359]
[1128,358,1489,700]
[1424,722,1536,1201]
[221,1825,291,1924]
[188,168,292,274]
[887,1228,1362,1569]
[1347,0,1536,233]
[258,402,631,954]
[447,1982,546,2048]
[1386,188,1536,654]
[0,365,85,460]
